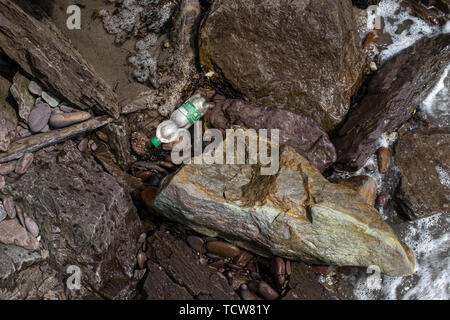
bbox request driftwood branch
[0,0,119,118]
[0,116,112,163]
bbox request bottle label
[181,100,202,124]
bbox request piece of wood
[0,0,119,118]
[0,116,112,163]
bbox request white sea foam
[351,213,450,300]
[372,0,441,63]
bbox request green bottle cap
[150,137,161,148]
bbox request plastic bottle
[150,93,212,147]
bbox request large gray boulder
[2,142,142,299]
[199,0,366,131]
[152,137,415,277]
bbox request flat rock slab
[0,0,119,118]
[144,231,239,300]
[395,127,450,220]
[199,0,366,131]
[206,97,336,172]
[2,141,142,299]
[153,135,415,276]
[334,34,450,171]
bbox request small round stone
[206,241,241,258]
[28,80,42,96]
[3,197,16,219]
[187,235,204,253]
[25,216,39,237]
[28,103,51,133]
[0,176,5,188]
[15,153,34,175]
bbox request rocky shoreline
[0,0,449,300]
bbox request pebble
[377,147,391,174]
[234,251,253,267]
[15,152,34,175]
[96,131,109,142]
[90,141,98,152]
[41,91,61,107]
[16,205,25,227]
[258,281,279,300]
[0,202,7,222]
[28,80,43,96]
[131,131,149,156]
[28,103,52,133]
[24,216,39,237]
[370,61,378,72]
[137,252,147,269]
[187,235,204,253]
[3,197,16,219]
[49,111,92,128]
[206,241,241,258]
[270,257,286,287]
[59,105,77,113]
[0,175,5,188]
[286,260,291,276]
[78,138,89,152]
[0,162,17,175]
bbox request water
[346,0,450,300]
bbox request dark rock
[103,117,132,167]
[206,241,241,258]
[206,97,336,172]
[2,141,142,299]
[28,103,51,133]
[283,262,336,300]
[144,231,239,300]
[377,147,391,174]
[131,131,149,156]
[240,287,261,300]
[199,0,366,131]
[270,257,286,287]
[0,76,17,152]
[395,127,450,220]
[334,34,450,171]
[352,0,381,9]
[186,235,204,253]
[258,281,279,300]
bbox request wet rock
[153,133,415,276]
[331,175,377,206]
[258,281,279,301]
[2,197,15,219]
[395,127,450,220]
[2,142,141,299]
[377,147,391,174]
[0,162,16,175]
[28,80,42,96]
[103,117,132,167]
[270,257,286,287]
[0,76,17,152]
[199,0,366,131]
[0,219,39,250]
[15,152,33,175]
[10,72,35,122]
[206,241,241,258]
[187,235,204,253]
[206,97,336,172]
[283,262,336,300]
[144,231,239,300]
[334,34,450,171]
[41,91,60,108]
[131,131,149,156]
[49,111,92,128]
[28,103,51,133]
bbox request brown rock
[206,241,241,258]
[199,0,366,131]
[258,281,279,300]
[49,111,92,128]
[270,257,286,287]
[0,218,39,250]
[141,187,159,208]
[332,175,377,206]
[334,34,450,171]
[15,152,33,175]
[377,147,391,174]
[186,235,204,253]
[395,127,450,220]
